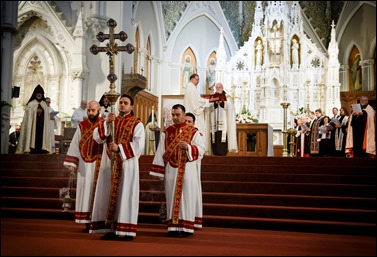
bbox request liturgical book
[201,93,227,102]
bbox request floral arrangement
[236,110,259,124]
[291,107,311,122]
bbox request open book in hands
[330,117,341,127]
[50,111,59,120]
[318,125,327,135]
[300,123,308,132]
[201,93,227,102]
[351,103,362,113]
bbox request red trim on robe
[97,121,107,141]
[64,155,79,166]
[121,141,134,159]
[167,219,195,230]
[190,145,199,160]
[151,164,165,175]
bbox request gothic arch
[343,40,363,64]
[181,47,197,93]
[17,3,75,51]
[206,51,217,93]
[134,23,147,75]
[349,45,362,91]
[254,37,263,67]
[290,35,300,67]
[266,73,281,87]
[13,37,64,107]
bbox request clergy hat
[27,84,46,104]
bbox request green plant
[291,107,312,122]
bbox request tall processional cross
[89,19,134,211]
[89,18,135,106]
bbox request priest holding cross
[88,19,146,242]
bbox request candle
[291,113,295,128]
[151,106,154,124]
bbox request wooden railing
[134,90,158,125]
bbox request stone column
[339,64,349,92]
[361,59,375,91]
[1,1,18,153]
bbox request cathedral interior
[1,1,376,153]
[1,3,376,253]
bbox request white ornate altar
[215,1,341,132]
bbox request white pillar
[361,59,375,91]
[339,65,349,91]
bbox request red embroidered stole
[106,114,140,224]
[163,123,197,224]
[79,118,103,162]
[78,118,103,220]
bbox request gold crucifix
[89,18,135,105]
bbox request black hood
[27,84,46,104]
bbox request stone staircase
[1,154,375,236]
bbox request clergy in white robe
[185,112,204,229]
[45,97,57,153]
[183,73,218,155]
[294,114,310,157]
[208,83,238,155]
[16,84,52,154]
[345,97,376,158]
[89,94,145,241]
[150,104,205,237]
[63,100,103,232]
[71,100,88,128]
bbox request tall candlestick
[306,79,311,111]
[151,106,154,124]
[242,81,247,112]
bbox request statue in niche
[207,58,216,90]
[255,40,263,67]
[351,53,362,91]
[182,55,194,90]
[291,39,299,68]
[269,24,281,64]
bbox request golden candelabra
[242,81,247,112]
[148,127,156,155]
[230,85,238,100]
[280,102,290,157]
[318,83,324,111]
[306,79,311,111]
[287,127,297,157]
